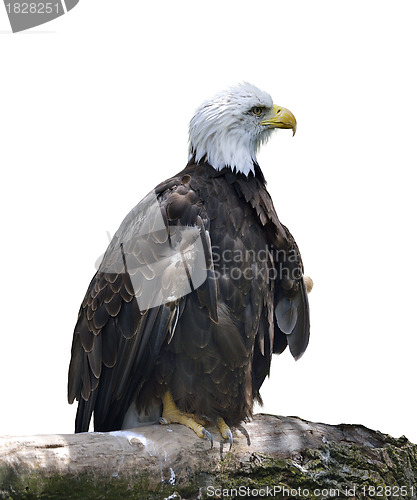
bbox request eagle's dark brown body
[68,161,309,433]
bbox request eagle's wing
[273,224,310,360]
[67,177,217,432]
[234,172,310,361]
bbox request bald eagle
[68,83,311,447]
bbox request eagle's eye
[251,106,264,117]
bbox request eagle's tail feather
[275,277,310,361]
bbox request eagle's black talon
[159,417,168,425]
[226,429,233,450]
[237,424,250,446]
[202,428,213,448]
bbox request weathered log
[1,414,417,499]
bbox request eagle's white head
[189,83,296,176]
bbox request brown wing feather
[228,166,310,393]
[68,176,217,432]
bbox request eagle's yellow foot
[217,417,233,450]
[183,413,207,427]
[159,390,213,447]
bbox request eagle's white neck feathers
[188,83,275,176]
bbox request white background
[1,1,416,443]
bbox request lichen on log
[1,414,416,499]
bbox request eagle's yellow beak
[260,105,297,136]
